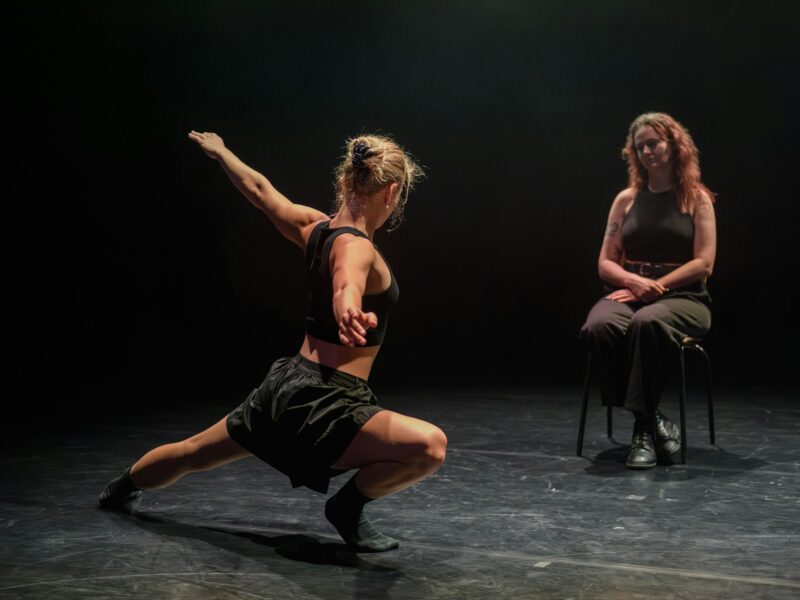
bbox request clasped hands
[606,275,668,304]
[338,307,379,347]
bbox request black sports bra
[304,220,399,346]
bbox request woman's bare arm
[188,131,328,248]
[598,189,667,302]
[655,193,716,290]
[597,189,633,287]
[329,236,378,347]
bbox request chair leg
[696,345,715,445]
[607,405,613,438]
[577,353,592,457]
[678,346,688,465]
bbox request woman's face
[633,125,671,172]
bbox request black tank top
[621,188,710,303]
[305,220,399,346]
[621,189,694,263]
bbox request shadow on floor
[122,510,401,572]
[581,443,769,481]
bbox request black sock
[633,413,653,435]
[325,476,399,552]
[98,466,142,512]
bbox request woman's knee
[581,318,607,341]
[582,304,627,341]
[629,306,666,330]
[412,425,447,474]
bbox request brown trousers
[580,296,711,421]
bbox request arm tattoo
[612,245,622,261]
[605,222,619,236]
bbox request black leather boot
[626,421,657,469]
[655,410,681,463]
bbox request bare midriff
[299,335,381,381]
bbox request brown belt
[623,260,681,277]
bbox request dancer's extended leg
[99,417,251,510]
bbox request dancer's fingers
[362,312,378,329]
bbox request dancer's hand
[188,130,226,159]
[606,289,638,303]
[338,307,378,347]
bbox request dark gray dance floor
[2,388,798,599]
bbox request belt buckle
[639,262,653,276]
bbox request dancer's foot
[98,467,142,512]
[325,477,399,552]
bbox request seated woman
[99,131,447,552]
[581,112,717,469]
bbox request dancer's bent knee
[410,426,447,475]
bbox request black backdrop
[5,2,799,422]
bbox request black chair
[576,336,715,464]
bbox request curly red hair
[621,112,715,214]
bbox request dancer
[581,112,716,469]
[99,131,447,552]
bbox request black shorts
[226,354,383,493]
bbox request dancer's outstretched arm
[188,131,328,247]
[330,235,378,347]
